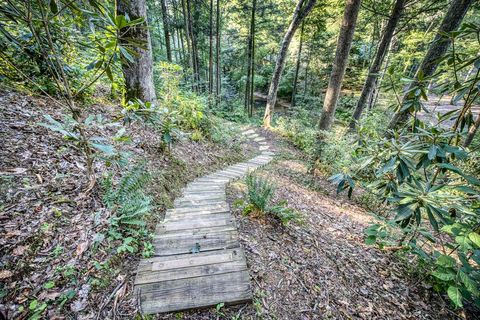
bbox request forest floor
[0,90,476,319]
[156,132,475,320]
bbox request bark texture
[387,0,473,130]
[160,0,172,62]
[318,0,361,131]
[244,0,256,116]
[263,0,317,127]
[117,0,157,102]
[291,20,305,108]
[215,0,221,104]
[350,0,404,129]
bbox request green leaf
[91,143,115,155]
[468,232,480,247]
[447,286,463,308]
[44,281,55,289]
[436,255,456,268]
[459,271,478,296]
[432,270,455,281]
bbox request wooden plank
[154,237,239,256]
[135,259,247,285]
[155,225,237,239]
[174,199,226,208]
[165,203,229,214]
[154,229,238,250]
[138,248,243,271]
[149,248,241,271]
[137,271,252,314]
[165,208,229,220]
[165,213,231,222]
[156,217,234,232]
[165,210,230,220]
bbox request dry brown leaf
[0,270,13,279]
[75,241,89,257]
[12,245,27,256]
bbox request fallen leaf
[0,270,13,279]
[75,241,89,257]
[12,245,27,256]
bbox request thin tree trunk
[291,20,305,108]
[263,0,317,127]
[186,0,199,91]
[160,0,172,62]
[464,113,480,148]
[181,0,194,88]
[244,0,256,114]
[215,0,221,105]
[318,0,361,131]
[303,49,311,97]
[208,0,214,98]
[349,0,404,129]
[387,0,473,130]
[117,0,157,102]
[249,8,256,117]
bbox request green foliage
[243,173,302,225]
[245,173,275,212]
[102,165,153,255]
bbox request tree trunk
[291,20,305,108]
[464,113,480,148]
[181,0,194,89]
[117,0,157,102]
[160,0,172,62]
[387,0,473,130]
[215,0,221,105]
[244,0,256,115]
[263,0,317,127]
[349,0,404,129]
[318,0,361,131]
[186,0,199,91]
[208,0,214,97]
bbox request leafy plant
[102,165,152,254]
[243,173,301,225]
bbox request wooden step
[136,270,252,314]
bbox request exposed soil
[0,90,256,319]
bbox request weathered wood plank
[155,225,237,239]
[135,259,247,285]
[154,237,239,256]
[156,217,234,232]
[137,271,252,314]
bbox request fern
[245,173,275,212]
[102,165,151,241]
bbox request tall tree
[349,0,405,129]
[244,0,256,116]
[291,20,306,108]
[208,0,214,97]
[263,0,317,127]
[387,0,473,130]
[117,0,157,102]
[317,0,361,131]
[160,0,172,62]
[215,0,221,105]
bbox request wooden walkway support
[134,128,273,314]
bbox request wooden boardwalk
[134,129,273,314]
